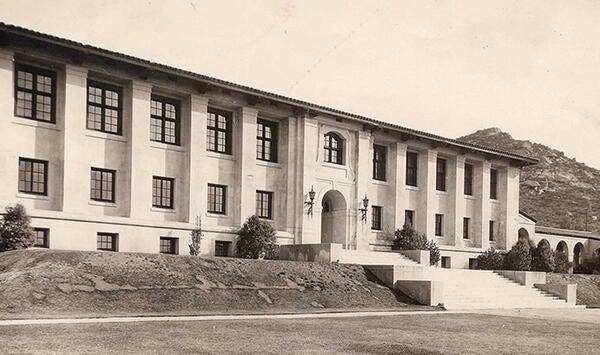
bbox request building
[1,23,595,268]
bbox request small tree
[426,240,440,266]
[553,251,572,274]
[0,204,34,252]
[392,224,438,266]
[188,216,204,256]
[475,248,505,270]
[531,241,555,272]
[235,215,278,259]
[503,238,532,271]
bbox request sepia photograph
[0,1,598,354]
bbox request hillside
[0,249,429,319]
[459,128,600,232]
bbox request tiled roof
[535,225,599,240]
[0,22,538,165]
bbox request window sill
[12,117,60,131]
[322,162,347,171]
[435,235,444,239]
[490,199,500,204]
[435,190,448,196]
[372,179,389,186]
[207,212,229,219]
[256,160,282,169]
[89,200,117,208]
[405,185,420,191]
[16,192,49,201]
[151,207,176,214]
[464,195,475,200]
[206,151,235,161]
[150,142,185,152]
[86,130,128,143]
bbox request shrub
[475,248,505,270]
[235,215,278,259]
[188,217,204,256]
[553,251,572,274]
[531,242,555,272]
[503,238,532,271]
[0,204,34,252]
[392,224,439,265]
[575,255,600,274]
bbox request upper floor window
[152,176,174,209]
[256,119,278,162]
[324,132,343,165]
[207,184,226,214]
[150,95,179,145]
[464,163,473,196]
[14,63,56,122]
[33,228,49,248]
[256,190,273,219]
[90,167,115,203]
[373,144,386,181]
[207,108,232,154]
[371,206,382,230]
[490,168,498,200]
[436,158,446,191]
[87,80,122,135]
[18,157,47,195]
[406,152,418,186]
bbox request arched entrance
[320,190,348,245]
[518,228,529,242]
[574,243,585,269]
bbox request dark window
[490,169,498,199]
[436,158,446,191]
[207,184,226,214]
[160,237,178,255]
[463,217,470,239]
[97,233,117,251]
[256,190,273,219]
[87,80,122,134]
[153,176,174,209]
[464,163,473,196]
[207,108,232,154]
[18,158,48,195]
[404,210,415,228]
[435,214,443,236]
[256,119,278,162]
[373,145,387,181]
[33,228,49,248]
[324,133,343,165]
[371,206,382,230]
[489,220,495,241]
[14,63,56,122]
[90,168,115,202]
[214,240,231,257]
[150,95,179,145]
[406,152,418,186]
[441,256,451,269]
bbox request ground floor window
[160,237,178,255]
[463,217,470,239]
[214,240,231,257]
[33,228,49,248]
[371,206,382,230]
[256,190,273,219]
[404,210,414,228]
[441,256,451,269]
[435,214,443,236]
[489,220,496,241]
[97,233,117,251]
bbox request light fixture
[305,186,316,216]
[359,194,369,222]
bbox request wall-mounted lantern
[305,186,316,216]
[359,194,369,222]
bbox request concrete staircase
[336,249,420,266]
[429,268,581,310]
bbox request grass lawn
[3,313,598,354]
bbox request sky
[2,0,599,168]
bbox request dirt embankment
[545,273,600,307]
[0,249,429,319]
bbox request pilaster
[284,116,298,235]
[299,116,319,244]
[0,50,13,204]
[187,94,209,224]
[452,155,466,246]
[393,143,408,230]
[355,130,372,250]
[475,160,491,249]
[501,166,520,250]
[235,106,258,226]
[417,149,438,238]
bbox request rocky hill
[459,128,599,232]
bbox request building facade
[0,24,543,267]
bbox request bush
[235,215,278,259]
[575,255,600,274]
[392,224,439,266]
[475,248,505,270]
[503,238,532,271]
[531,242,555,272]
[553,252,572,274]
[0,204,34,252]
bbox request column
[355,130,372,251]
[417,149,438,238]
[128,80,153,219]
[299,116,320,244]
[451,155,466,246]
[501,166,520,250]
[235,106,258,226]
[393,143,409,231]
[474,160,491,249]
[187,94,209,224]
[283,116,298,236]
[62,65,89,214]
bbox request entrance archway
[574,243,585,269]
[518,228,529,242]
[320,190,348,245]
